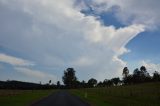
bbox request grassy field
[0,90,54,106]
[70,82,160,106]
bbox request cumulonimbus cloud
[0,0,146,81]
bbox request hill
[0,80,55,90]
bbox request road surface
[31,91,90,106]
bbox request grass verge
[70,82,160,106]
[0,90,54,106]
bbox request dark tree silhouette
[103,79,113,87]
[122,67,129,78]
[140,66,147,74]
[122,67,130,85]
[88,78,97,87]
[97,81,103,87]
[133,68,142,83]
[133,68,141,76]
[62,68,77,88]
[49,80,52,85]
[124,74,133,85]
[153,71,160,81]
[140,66,152,82]
[57,81,61,88]
[140,66,148,78]
[111,77,120,86]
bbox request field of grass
[0,90,54,106]
[70,82,160,106]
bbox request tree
[57,81,61,88]
[133,68,141,83]
[122,67,129,78]
[49,80,52,85]
[123,74,133,85]
[140,66,152,82]
[103,79,113,87]
[111,77,120,86]
[87,78,97,87]
[97,81,103,87]
[75,80,81,88]
[122,67,130,85]
[140,66,147,73]
[81,80,87,88]
[153,71,160,81]
[62,68,77,88]
[133,68,141,76]
[140,66,148,77]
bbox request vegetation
[0,80,57,90]
[87,78,97,87]
[70,82,160,106]
[122,66,158,85]
[0,90,54,106]
[0,66,160,105]
[65,66,160,106]
[62,68,77,88]
[61,66,160,89]
[1,66,160,89]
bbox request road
[31,91,90,106]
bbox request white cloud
[15,67,57,83]
[141,60,160,74]
[0,53,34,66]
[72,56,94,67]
[0,53,58,82]
[0,0,146,81]
[82,0,160,30]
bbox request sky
[0,0,160,84]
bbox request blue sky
[123,31,160,61]
[0,0,160,84]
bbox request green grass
[0,90,54,106]
[70,82,160,106]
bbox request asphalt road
[31,91,90,106]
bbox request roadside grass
[70,82,160,106]
[0,90,54,106]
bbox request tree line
[0,66,160,89]
[122,66,160,85]
[0,80,55,90]
[61,66,160,88]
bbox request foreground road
[31,91,90,106]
